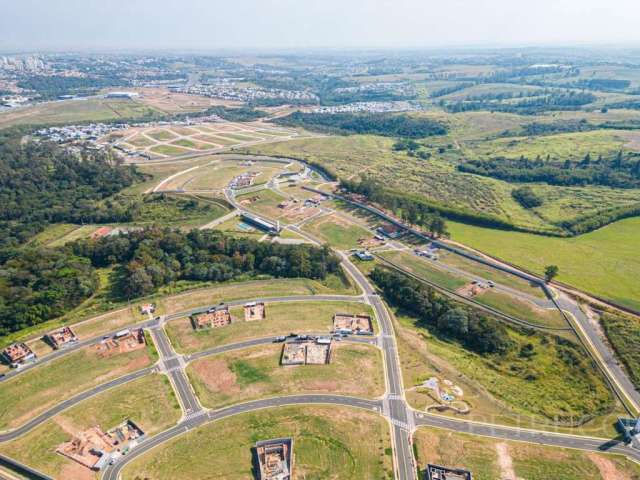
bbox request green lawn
[121,406,393,480]
[187,343,385,409]
[302,214,372,250]
[166,300,374,354]
[0,343,154,430]
[0,374,180,479]
[448,217,640,311]
[414,426,640,480]
[378,251,468,291]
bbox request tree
[544,265,559,283]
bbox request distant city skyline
[1,0,640,52]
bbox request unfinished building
[56,420,145,471]
[255,438,293,480]
[95,328,146,357]
[333,313,373,335]
[191,305,232,330]
[2,343,36,368]
[45,326,78,350]
[426,464,473,480]
[244,301,266,321]
[281,339,332,366]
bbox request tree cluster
[442,91,597,115]
[0,135,142,250]
[511,186,543,209]
[370,267,512,355]
[458,152,640,189]
[273,111,448,138]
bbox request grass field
[393,309,620,435]
[0,343,153,430]
[187,342,385,408]
[166,300,373,354]
[600,311,640,390]
[448,217,640,311]
[236,188,287,219]
[0,98,161,129]
[245,133,640,232]
[302,213,372,250]
[121,406,393,480]
[147,129,178,141]
[0,374,180,480]
[414,426,640,480]
[150,144,192,156]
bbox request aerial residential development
[2,2,640,480]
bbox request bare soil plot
[187,342,384,409]
[146,129,178,142]
[166,300,374,354]
[150,144,192,156]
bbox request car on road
[274,336,286,343]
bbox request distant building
[191,305,232,329]
[244,302,266,321]
[355,250,374,261]
[333,313,373,335]
[241,212,281,234]
[106,91,139,99]
[377,224,403,239]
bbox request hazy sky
[2,0,640,52]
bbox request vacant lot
[0,374,180,480]
[0,98,161,129]
[302,213,372,250]
[166,300,373,354]
[448,217,640,311]
[394,310,620,436]
[187,343,384,408]
[414,426,640,480]
[0,344,154,430]
[121,406,393,480]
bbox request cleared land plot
[214,132,263,142]
[187,343,384,409]
[414,426,640,480]
[121,406,392,480]
[378,251,468,291]
[302,213,372,250]
[476,289,568,330]
[192,134,225,146]
[0,343,153,430]
[166,300,374,354]
[0,374,180,480]
[448,217,640,311]
[126,134,156,148]
[0,99,161,129]
[150,144,192,156]
[393,310,621,437]
[146,129,178,141]
[237,188,287,219]
[195,134,239,146]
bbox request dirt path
[588,452,631,480]
[496,443,517,480]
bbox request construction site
[244,301,266,321]
[255,438,293,480]
[190,305,232,329]
[56,420,145,471]
[333,313,374,335]
[94,328,146,357]
[426,464,473,480]
[1,342,36,368]
[44,326,78,350]
[281,338,332,366]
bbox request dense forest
[442,91,597,115]
[370,267,512,355]
[458,153,640,189]
[0,228,341,336]
[273,111,447,138]
[0,134,142,250]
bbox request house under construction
[191,305,232,330]
[255,438,293,480]
[426,464,472,480]
[45,326,78,349]
[1,343,36,368]
[333,313,373,335]
[281,339,332,366]
[95,328,146,357]
[244,301,266,321]
[56,420,145,471]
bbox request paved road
[0,453,53,480]
[0,367,154,442]
[101,394,382,480]
[413,411,640,460]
